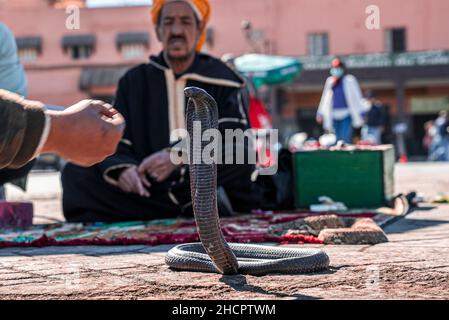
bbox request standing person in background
[316,58,364,144]
[361,90,387,145]
[221,54,272,130]
[438,111,449,161]
[423,120,435,160]
[0,23,29,200]
[0,23,27,97]
[428,111,449,161]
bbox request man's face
[157,2,202,61]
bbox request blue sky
[86,0,153,7]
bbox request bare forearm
[41,111,68,154]
[1,89,125,168]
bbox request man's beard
[166,36,195,63]
[166,49,195,63]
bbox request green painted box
[293,145,395,208]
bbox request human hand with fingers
[42,99,125,166]
[117,166,151,197]
[138,149,178,183]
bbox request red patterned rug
[0,210,380,248]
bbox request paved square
[1,163,448,299]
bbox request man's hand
[316,115,323,124]
[117,166,150,197]
[138,149,178,183]
[42,100,125,166]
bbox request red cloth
[0,211,378,248]
[0,233,323,248]
[248,96,272,129]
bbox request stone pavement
[0,163,448,299]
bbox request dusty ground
[1,163,448,300]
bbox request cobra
[165,87,330,275]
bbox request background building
[0,0,156,106]
[1,0,449,157]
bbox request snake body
[165,87,330,275]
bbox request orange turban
[151,0,211,51]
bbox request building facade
[0,0,158,106]
[1,0,449,156]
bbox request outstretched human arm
[0,89,125,170]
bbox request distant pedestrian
[221,53,272,129]
[423,121,434,157]
[428,111,449,161]
[316,58,364,144]
[361,90,387,145]
[0,23,27,96]
[438,111,449,161]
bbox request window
[120,43,145,60]
[116,32,149,60]
[62,34,96,60]
[308,33,329,56]
[16,36,41,63]
[18,48,38,63]
[385,28,406,53]
[69,45,93,60]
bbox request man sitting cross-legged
[61,0,263,222]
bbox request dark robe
[62,53,263,222]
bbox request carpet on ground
[0,208,404,248]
